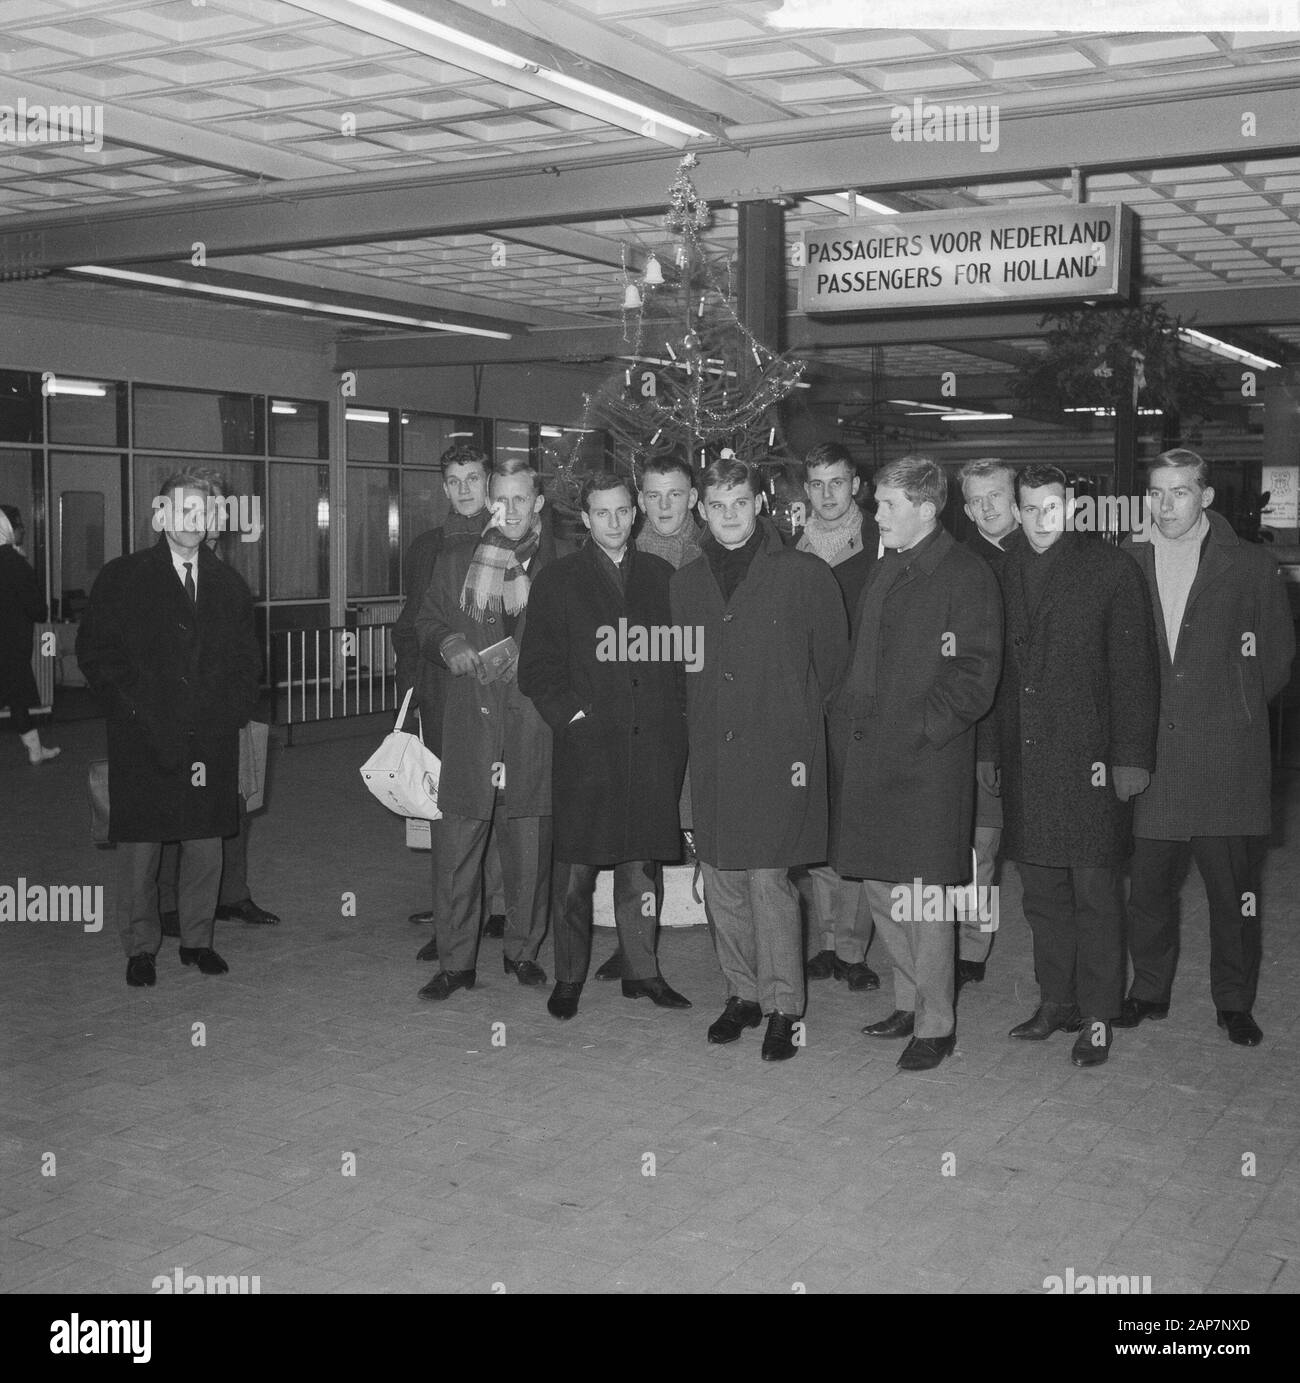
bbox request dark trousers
[1128,835,1267,1012]
[434,798,551,973]
[117,838,221,957]
[1017,862,1124,1021]
[159,798,250,912]
[552,860,658,985]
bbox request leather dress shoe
[1009,1002,1083,1040]
[1113,995,1169,1029]
[861,1009,915,1039]
[955,959,985,991]
[806,949,836,980]
[622,976,691,1009]
[215,897,279,925]
[707,996,762,1044]
[416,935,439,962]
[594,949,624,981]
[483,913,506,939]
[504,955,547,986]
[1071,1019,1112,1067]
[844,961,880,992]
[409,909,436,926]
[761,1013,799,1062]
[547,981,582,1020]
[159,910,180,939]
[1217,1009,1263,1047]
[418,969,475,1001]
[179,946,229,975]
[126,954,156,987]
[898,1034,955,1071]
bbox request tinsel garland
[550,153,806,509]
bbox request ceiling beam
[334,281,1300,369]
[448,0,782,125]
[209,253,601,328]
[10,78,341,183]
[7,84,1300,273]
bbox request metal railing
[276,622,398,744]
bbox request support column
[735,201,785,355]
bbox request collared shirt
[168,545,199,601]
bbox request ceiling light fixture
[65,265,512,338]
[289,0,706,146]
[43,378,107,397]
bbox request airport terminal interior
[2,1,1300,1297]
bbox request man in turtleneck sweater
[995,464,1159,1069]
[671,456,848,1062]
[1117,450,1295,1048]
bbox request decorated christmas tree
[552,154,807,510]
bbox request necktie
[184,562,196,605]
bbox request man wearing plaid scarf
[414,458,557,1001]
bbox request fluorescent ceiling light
[539,427,565,438]
[1177,329,1280,371]
[44,378,107,397]
[346,408,389,423]
[291,0,706,145]
[271,402,298,415]
[941,412,1014,422]
[66,265,512,339]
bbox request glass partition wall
[0,374,590,694]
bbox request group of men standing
[396,440,1293,1073]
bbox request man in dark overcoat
[995,464,1160,1067]
[671,456,848,1062]
[829,456,1002,1072]
[413,458,556,1000]
[955,457,1023,991]
[77,468,260,987]
[391,444,495,940]
[1117,449,1295,1047]
[796,443,883,993]
[518,471,690,1021]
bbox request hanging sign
[800,204,1134,314]
[1261,465,1299,527]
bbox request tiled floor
[2,718,1297,1295]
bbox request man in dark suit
[995,464,1160,1067]
[829,456,1003,1072]
[1118,449,1295,1047]
[391,445,498,944]
[412,458,555,1000]
[671,456,848,1062]
[955,458,1022,992]
[77,468,261,987]
[519,470,691,1021]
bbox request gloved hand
[976,761,1000,797]
[441,635,483,678]
[1111,766,1150,802]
